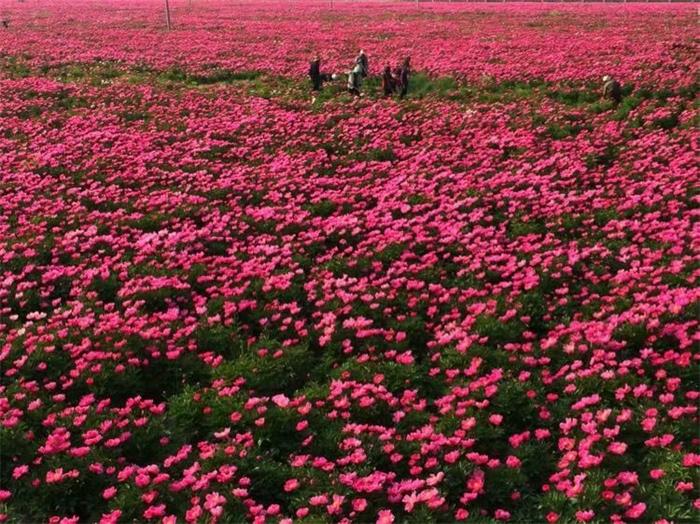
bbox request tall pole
[165,0,172,30]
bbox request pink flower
[12,465,28,480]
[608,442,628,455]
[650,469,665,480]
[489,414,504,426]
[143,505,166,520]
[326,494,345,515]
[506,455,521,468]
[376,509,395,524]
[135,474,150,487]
[310,494,328,506]
[617,471,638,485]
[396,351,414,365]
[99,510,122,524]
[352,498,368,512]
[272,394,290,408]
[575,510,595,522]
[683,453,700,467]
[102,487,117,500]
[201,492,225,518]
[185,505,202,523]
[46,469,63,483]
[625,502,646,519]
[283,479,299,492]
[495,509,511,521]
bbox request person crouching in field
[602,75,622,107]
[382,65,395,97]
[309,55,323,91]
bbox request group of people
[308,50,412,99]
[381,57,411,98]
[311,53,623,108]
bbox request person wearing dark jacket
[399,57,411,99]
[309,56,322,91]
[392,66,402,93]
[382,65,395,97]
[602,75,622,106]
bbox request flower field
[0,1,698,523]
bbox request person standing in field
[392,66,402,94]
[348,63,363,96]
[309,55,322,92]
[399,57,411,99]
[356,50,369,78]
[602,75,622,106]
[382,65,395,97]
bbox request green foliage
[92,352,210,404]
[377,242,406,264]
[585,143,620,169]
[215,343,321,396]
[189,69,261,85]
[612,94,643,120]
[197,145,231,160]
[128,211,168,232]
[508,216,547,238]
[16,104,43,119]
[132,285,188,313]
[593,207,620,227]
[653,113,679,130]
[195,323,244,359]
[547,87,599,106]
[119,109,150,123]
[546,121,584,139]
[242,459,296,507]
[613,322,648,354]
[478,79,544,103]
[203,239,230,256]
[365,146,396,163]
[304,198,337,217]
[407,73,459,99]
[473,315,523,346]
[90,273,121,303]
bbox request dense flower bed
[0,1,697,84]
[1,1,699,523]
